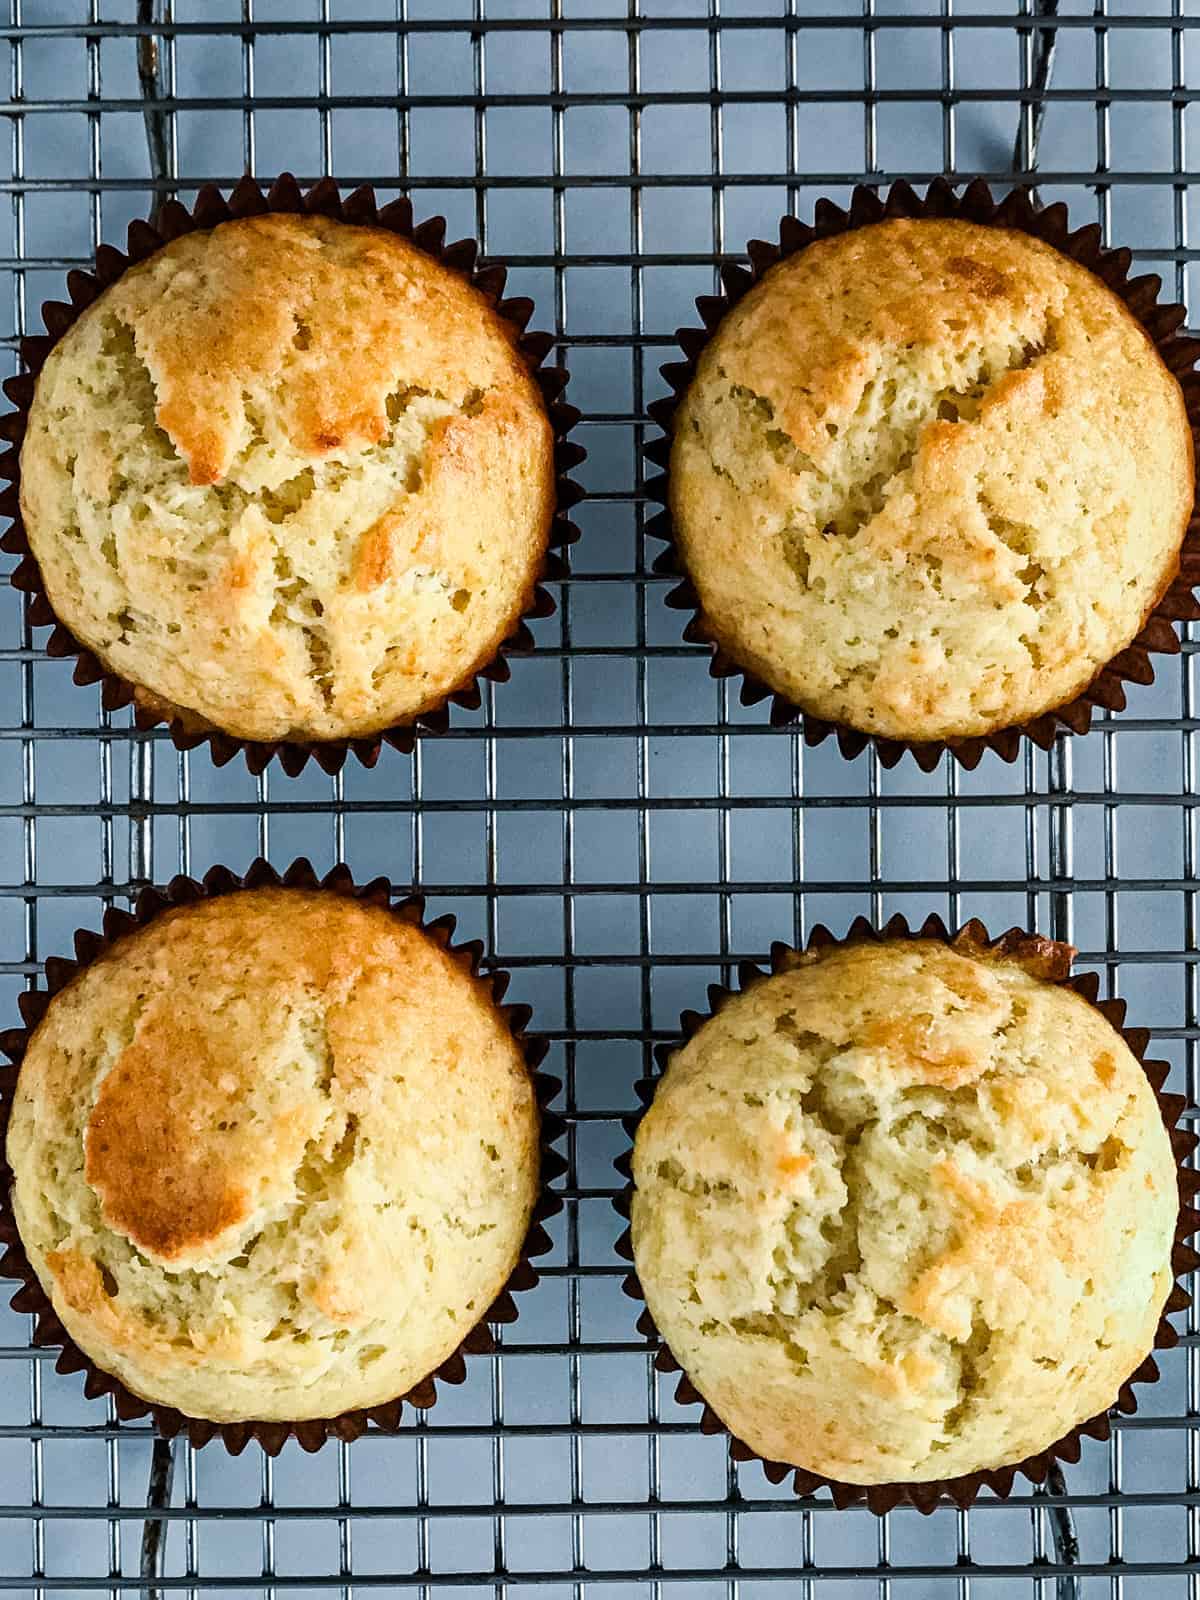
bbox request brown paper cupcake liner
[613,912,1200,1513]
[0,171,586,779]
[646,177,1200,773]
[0,856,567,1456]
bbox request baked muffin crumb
[632,938,1178,1484]
[19,214,555,744]
[669,218,1193,742]
[7,889,540,1424]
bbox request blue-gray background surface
[0,0,1197,1593]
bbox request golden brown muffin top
[632,938,1178,1484]
[8,889,540,1423]
[670,218,1193,741]
[20,214,555,742]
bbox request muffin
[17,212,555,746]
[6,887,540,1425]
[668,216,1194,743]
[630,935,1178,1485]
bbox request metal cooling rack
[0,0,1198,1594]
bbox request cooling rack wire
[1,1,1198,1594]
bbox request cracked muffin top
[6,888,540,1424]
[669,218,1193,742]
[19,214,555,744]
[631,937,1178,1484]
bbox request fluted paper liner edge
[0,171,586,778]
[612,912,1200,1513]
[0,857,567,1455]
[645,177,1200,772]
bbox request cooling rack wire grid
[0,1,1198,1595]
